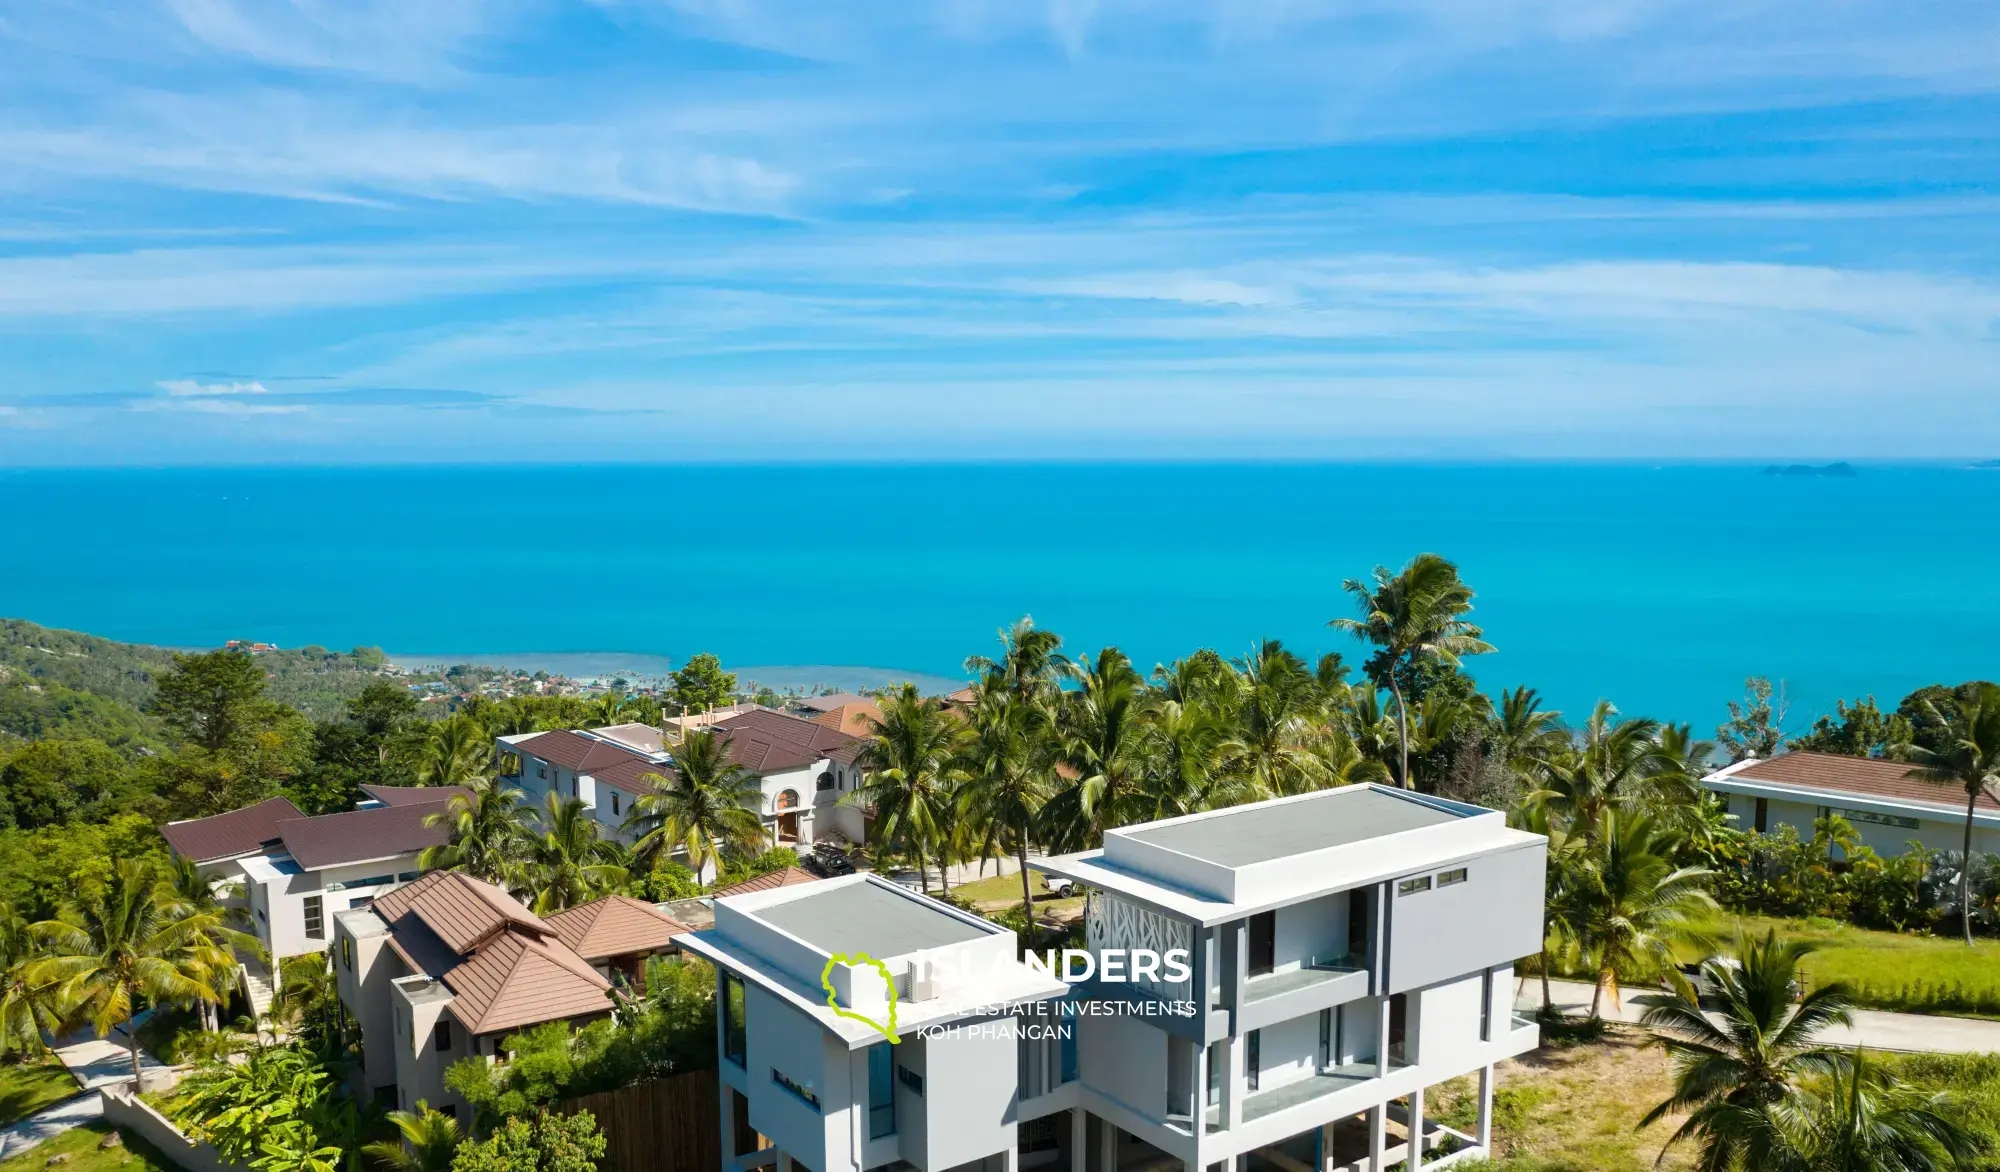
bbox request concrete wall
[1077,1010,1167,1119]
[1385,841,1545,994]
[100,1083,247,1172]
[1272,891,1349,974]
[1722,792,2000,858]
[332,914,405,1094]
[1413,972,1486,1072]
[1251,1012,1318,1092]
[919,1020,1021,1172]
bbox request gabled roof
[712,709,865,773]
[1727,751,2000,813]
[442,929,612,1035]
[162,797,306,864]
[373,869,553,954]
[809,702,883,738]
[711,866,821,898]
[793,693,875,713]
[514,729,654,775]
[589,723,666,755]
[275,801,453,871]
[543,895,691,961]
[361,784,473,807]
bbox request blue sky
[1,0,1997,464]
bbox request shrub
[452,1110,605,1172]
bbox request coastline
[384,652,965,694]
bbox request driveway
[0,1090,104,1159]
[1518,976,2000,1054]
[0,1024,175,1159]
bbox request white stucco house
[1702,750,2000,858]
[689,784,1547,1172]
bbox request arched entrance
[774,789,802,843]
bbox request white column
[1476,1065,1495,1153]
[1318,1122,1337,1172]
[1408,1086,1425,1172]
[718,1086,736,1172]
[1070,1109,1089,1172]
[1368,1103,1386,1172]
[1223,1035,1246,1130]
[1099,1116,1119,1172]
[1376,999,1392,1078]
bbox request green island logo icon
[821,952,902,1043]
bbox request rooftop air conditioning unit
[907,959,939,1002]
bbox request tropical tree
[1641,930,1857,1169]
[586,691,646,729]
[1331,553,1494,788]
[852,685,969,893]
[0,901,59,1058]
[1531,702,1678,839]
[412,714,496,790]
[523,793,630,914]
[958,686,1056,928]
[418,776,528,883]
[1896,681,2000,945]
[1572,810,1717,1018]
[29,859,251,1083]
[965,616,1065,706]
[627,730,765,877]
[1042,649,1151,850]
[363,1102,465,1172]
[1756,1048,1982,1172]
[1136,698,1253,822]
[1231,640,1333,797]
[165,853,247,1031]
[1492,686,1566,786]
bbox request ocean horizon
[5,460,1997,731]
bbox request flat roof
[1127,786,1464,868]
[755,879,990,958]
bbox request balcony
[1238,954,1370,1031]
[1205,1060,1408,1130]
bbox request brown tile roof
[442,929,612,1035]
[588,757,673,797]
[361,784,474,807]
[515,729,654,775]
[713,709,865,773]
[1732,751,2000,813]
[710,866,821,898]
[794,693,876,713]
[373,870,553,954]
[543,895,691,961]
[810,702,884,738]
[162,797,306,863]
[275,801,454,871]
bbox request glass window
[773,1068,820,1111]
[1437,868,1468,887]
[611,792,621,817]
[1059,1022,1078,1084]
[867,1044,896,1138]
[896,1066,923,1097]
[722,973,747,1065]
[302,895,324,939]
[537,761,548,779]
[434,1021,452,1052]
[1246,1030,1260,1092]
[1398,876,1431,896]
[341,937,354,970]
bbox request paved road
[1518,977,2000,1055]
[0,1024,175,1159]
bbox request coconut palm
[1895,682,2000,945]
[164,853,248,1031]
[1331,553,1494,789]
[965,616,1066,706]
[958,687,1056,930]
[1572,809,1717,1018]
[0,901,59,1059]
[1493,686,1566,784]
[1043,649,1151,851]
[522,793,630,914]
[29,859,251,1083]
[1231,640,1332,797]
[1532,701,1677,838]
[627,730,765,877]
[1757,1049,1982,1172]
[1136,698,1253,821]
[412,714,496,790]
[852,685,969,894]
[362,1101,464,1172]
[418,776,528,883]
[1641,930,1858,1169]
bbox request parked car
[805,842,856,877]
[1042,874,1077,898]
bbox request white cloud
[157,378,270,395]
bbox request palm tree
[362,1101,464,1172]
[0,901,59,1059]
[28,859,251,1083]
[1641,930,1857,1169]
[1493,686,1566,784]
[1331,553,1494,789]
[412,714,496,790]
[1757,1049,1982,1172]
[852,685,969,893]
[959,686,1056,929]
[1572,809,1717,1018]
[522,792,629,914]
[1136,698,1253,821]
[1231,640,1332,797]
[418,776,528,883]
[1896,681,2000,945]
[1042,649,1151,851]
[627,730,765,877]
[164,854,250,1032]
[965,617,1066,706]
[1532,701,1676,838]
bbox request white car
[1042,875,1077,898]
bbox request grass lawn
[1702,913,2000,1016]
[0,1121,178,1172]
[949,868,1086,920]
[0,1057,82,1127]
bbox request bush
[633,861,701,902]
[452,1110,605,1172]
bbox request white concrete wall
[1728,792,2000,858]
[1252,1012,1319,1092]
[1414,973,1486,1073]
[1077,1011,1166,1119]
[332,916,404,1094]
[919,1020,1021,1172]
[1272,891,1348,975]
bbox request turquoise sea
[2,462,1996,728]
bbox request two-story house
[331,870,689,1117]
[161,784,469,1012]
[676,873,1070,1172]
[690,784,1545,1172]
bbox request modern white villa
[499,709,873,858]
[1701,750,2000,857]
[689,784,1547,1172]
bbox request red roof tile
[713,709,865,772]
[710,866,821,898]
[361,784,474,807]
[275,801,453,871]
[373,869,552,954]
[162,797,306,864]
[442,930,612,1035]
[1732,751,2000,813]
[514,729,654,775]
[543,895,691,961]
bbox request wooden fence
[562,1069,721,1172]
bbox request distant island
[1762,462,1858,478]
